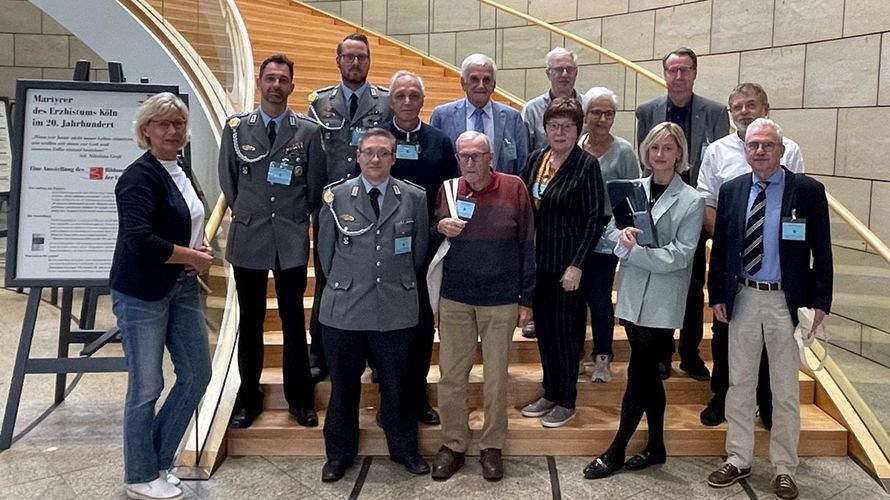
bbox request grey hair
[745,117,784,142]
[389,70,426,96]
[460,53,497,79]
[133,92,189,150]
[455,130,493,154]
[581,87,618,114]
[545,47,577,67]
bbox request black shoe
[583,453,623,480]
[700,397,725,426]
[375,410,382,428]
[417,406,440,425]
[658,362,671,380]
[624,449,666,471]
[321,459,351,482]
[310,366,327,383]
[680,360,711,381]
[392,454,430,475]
[289,406,318,427]
[230,405,262,429]
[758,405,773,430]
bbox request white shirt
[159,159,204,249]
[696,132,805,208]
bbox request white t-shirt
[159,159,205,249]
[696,132,805,208]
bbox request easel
[0,63,178,450]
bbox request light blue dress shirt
[360,175,389,210]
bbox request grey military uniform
[218,108,326,270]
[317,176,428,332]
[308,83,393,184]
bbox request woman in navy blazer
[110,93,212,500]
[519,97,604,428]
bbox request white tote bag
[426,179,459,311]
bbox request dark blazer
[110,151,196,301]
[521,145,604,274]
[635,93,729,186]
[708,168,833,324]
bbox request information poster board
[0,97,11,193]
[6,81,178,287]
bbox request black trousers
[534,271,588,409]
[709,320,772,408]
[608,321,669,458]
[233,262,313,410]
[408,262,436,412]
[322,325,418,462]
[663,235,707,365]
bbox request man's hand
[712,303,728,323]
[518,306,533,328]
[813,308,827,329]
[437,217,466,238]
[560,266,583,292]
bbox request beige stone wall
[0,0,107,104]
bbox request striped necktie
[472,107,485,133]
[742,181,769,275]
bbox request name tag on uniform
[396,143,420,160]
[782,218,806,241]
[267,161,292,186]
[456,199,476,219]
[531,180,548,199]
[503,138,517,161]
[350,127,366,146]
[394,236,412,254]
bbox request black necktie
[742,181,769,275]
[369,187,380,219]
[349,94,359,120]
[266,120,277,146]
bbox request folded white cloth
[794,307,828,371]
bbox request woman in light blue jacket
[583,122,704,479]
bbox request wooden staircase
[192,0,849,458]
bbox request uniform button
[270,196,275,202]
[334,281,340,287]
[376,277,381,283]
[347,157,353,162]
[376,261,381,267]
[376,230,381,235]
[376,245,381,251]
[271,212,275,218]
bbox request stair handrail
[477,0,890,268]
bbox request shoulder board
[399,178,425,192]
[227,111,250,119]
[294,112,316,124]
[323,177,348,190]
[374,84,390,93]
[313,85,335,95]
[226,111,250,129]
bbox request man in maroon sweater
[430,131,535,482]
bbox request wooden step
[207,266,316,297]
[257,361,815,410]
[227,404,847,456]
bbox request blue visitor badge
[350,127,366,146]
[456,199,476,219]
[267,161,293,186]
[782,218,806,241]
[396,143,420,160]
[394,236,412,254]
[503,138,517,161]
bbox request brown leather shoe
[480,448,503,481]
[774,474,799,500]
[430,446,464,481]
[707,463,751,488]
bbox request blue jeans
[587,251,619,358]
[112,277,211,484]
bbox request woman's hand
[184,248,214,275]
[517,306,533,328]
[619,227,642,251]
[437,217,467,238]
[560,265,583,292]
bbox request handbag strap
[443,178,459,219]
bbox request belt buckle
[758,282,768,291]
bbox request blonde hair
[133,92,189,150]
[639,122,689,173]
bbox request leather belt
[738,277,782,291]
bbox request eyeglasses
[588,109,616,120]
[455,152,489,163]
[547,66,577,75]
[359,149,393,159]
[665,65,695,77]
[545,122,577,132]
[151,120,186,130]
[745,141,778,152]
[339,54,369,63]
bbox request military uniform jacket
[308,83,392,184]
[218,108,326,270]
[317,176,428,332]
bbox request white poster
[13,87,154,282]
[0,101,10,193]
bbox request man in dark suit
[430,53,529,175]
[382,70,460,426]
[307,33,394,381]
[218,54,326,429]
[317,128,430,482]
[635,47,730,380]
[706,118,832,500]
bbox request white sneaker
[160,470,180,487]
[125,477,183,500]
[591,355,612,383]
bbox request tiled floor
[0,287,887,499]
